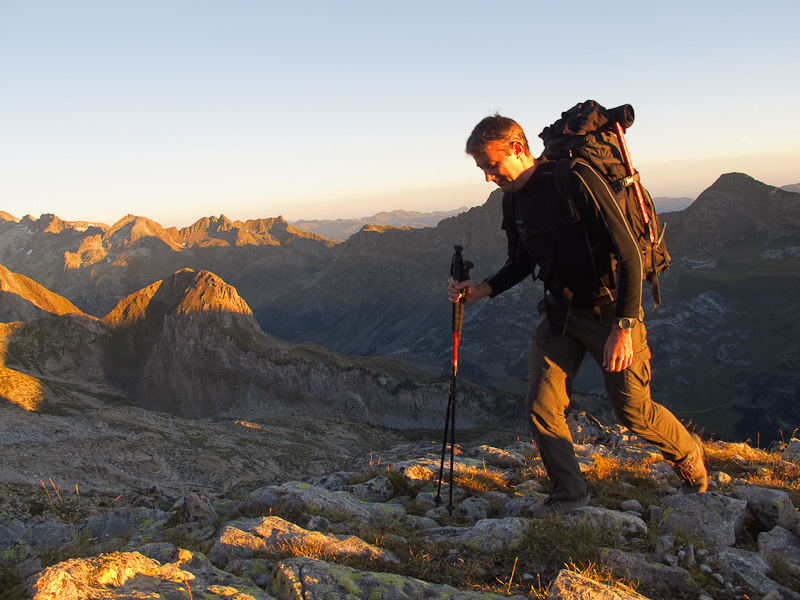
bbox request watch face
[618,318,633,330]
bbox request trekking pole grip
[450,246,473,335]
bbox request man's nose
[484,171,495,183]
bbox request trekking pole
[436,245,473,515]
[614,121,656,244]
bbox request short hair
[465,114,530,156]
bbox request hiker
[448,114,708,515]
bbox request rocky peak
[106,214,182,247]
[102,268,257,330]
[662,172,800,254]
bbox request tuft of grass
[451,463,511,495]
[704,439,800,506]
[518,517,618,576]
[584,453,664,510]
[566,559,642,596]
[764,553,800,593]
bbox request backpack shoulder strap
[553,159,581,223]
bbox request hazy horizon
[3,172,796,229]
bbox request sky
[1,1,799,228]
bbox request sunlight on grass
[452,463,509,494]
[277,535,339,561]
[584,452,664,509]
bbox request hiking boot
[673,433,709,494]
[531,492,591,518]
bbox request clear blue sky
[1,1,798,228]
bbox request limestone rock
[655,492,747,547]
[426,517,531,554]
[27,548,277,600]
[80,506,170,544]
[564,506,647,538]
[782,439,800,462]
[181,491,217,525]
[347,475,394,502]
[466,445,526,469]
[758,526,800,577]
[599,548,694,596]
[207,516,398,569]
[733,485,797,530]
[271,556,522,600]
[243,481,407,527]
[453,497,491,523]
[709,547,791,597]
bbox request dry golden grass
[584,452,664,510]
[276,535,340,561]
[704,439,771,465]
[451,463,509,494]
[565,559,642,596]
[704,439,800,507]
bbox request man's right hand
[448,278,491,304]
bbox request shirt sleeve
[484,192,534,297]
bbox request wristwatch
[616,317,637,330]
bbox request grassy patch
[584,453,664,510]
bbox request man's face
[473,140,528,192]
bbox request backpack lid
[539,100,634,160]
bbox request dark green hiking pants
[525,300,696,501]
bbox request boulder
[426,517,531,554]
[271,556,524,600]
[207,516,398,569]
[564,507,647,538]
[655,493,747,547]
[243,481,407,527]
[709,547,793,597]
[347,475,394,503]
[732,485,796,530]
[758,526,800,577]
[600,548,694,596]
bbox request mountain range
[0,172,798,441]
[0,265,518,434]
[291,207,470,240]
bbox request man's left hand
[603,327,634,372]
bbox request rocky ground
[2,398,800,600]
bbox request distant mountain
[653,196,694,213]
[1,173,798,440]
[652,173,800,439]
[781,183,800,194]
[0,212,335,318]
[291,207,469,240]
[0,265,517,429]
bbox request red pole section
[615,122,655,243]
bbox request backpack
[538,100,670,307]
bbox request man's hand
[448,278,491,304]
[448,278,474,303]
[603,327,634,372]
